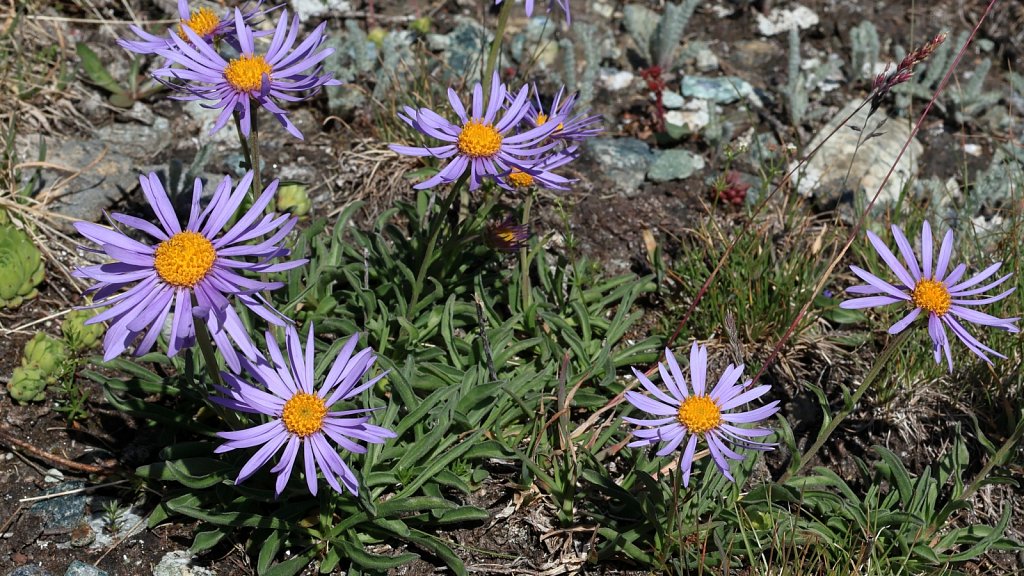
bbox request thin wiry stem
[780,330,912,482]
[749,0,997,388]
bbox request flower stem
[518,190,534,312]
[234,106,263,203]
[780,329,912,482]
[962,413,1024,501]
[409,173,469,314]
[194,320,223,390]
[250,110,264,204]
[483,0,514,99]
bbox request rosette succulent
[8,366,47,404]
[0,225,45,309]
[62,309,105,352]
[22,332,69,383]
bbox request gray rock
[152,551,217,576]
[63,562,106,576]
[695,47,720,72]
[584,138,654,197]
[94,117,171,160]
[291,0,351,20]
[443,17,492,83]
[792,99,922,219]
[8,567,54,576]
[29,481,87,530]
[15,136,135,232]
[681,76,755,104]
[510,17,559,68]
[182,101,238,145]
[661,90,684,109]
[600,69,635,91]
[647,149,706,182]
[756,4,819,36]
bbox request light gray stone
[600,69,634,91]
[15,137,135,231]
[664,99,710,134]
[661,90,684,109]
[756,4,819,36]
[63,562,106,576]
[94,117,170,160]
[291,0,351,20]
[681,76,755,104]
[647,149,705,182]
[152,551,216,576]
[584,138,654,197]
[792,99,922,216]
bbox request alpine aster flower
[522,86,602,144]
[213,326,396,497]
[118,0,263,58]
[485,217,530,252]
[389,72,564,191]
[74,171,304,370]
[154,9,340,140]
[839,222,1018,370]
[495,0,571,23]
[500,147,578,190]
[624,343,779,487]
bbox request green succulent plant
[62,309,105,352]
[0,225,45,309]
[8,366,47,404]
[275,183,311,218]
[22,332,68,383]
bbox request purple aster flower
[212,325,396,497]
[839,222,1019,371]
[118,0,264,58]
[624,343,779,487]
[500,146,579,191]
[389,72,563,191]
[521,85,602,144]
[74,171,305,371]
[485,217,531,252]
[495,0,571,23]
[153,8,340,140]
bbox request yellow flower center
[535,112,564,132]
[677,395,722,434]
[498,230,519,244]
[177,8,220,41]
[224,55,273,92]
[911,278,951,316]
[457,120,502,158]
[281,392,328,437]
[507,168,534,188]
[153,231,217,288]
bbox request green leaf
[75,43,127,95]
[405,529,466,576]
[191,529,227,553]
[257,529,284,574]
[874,445,913,505]
[430,505,489,524]
[339,540,419,571]
[262,547,317,576]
